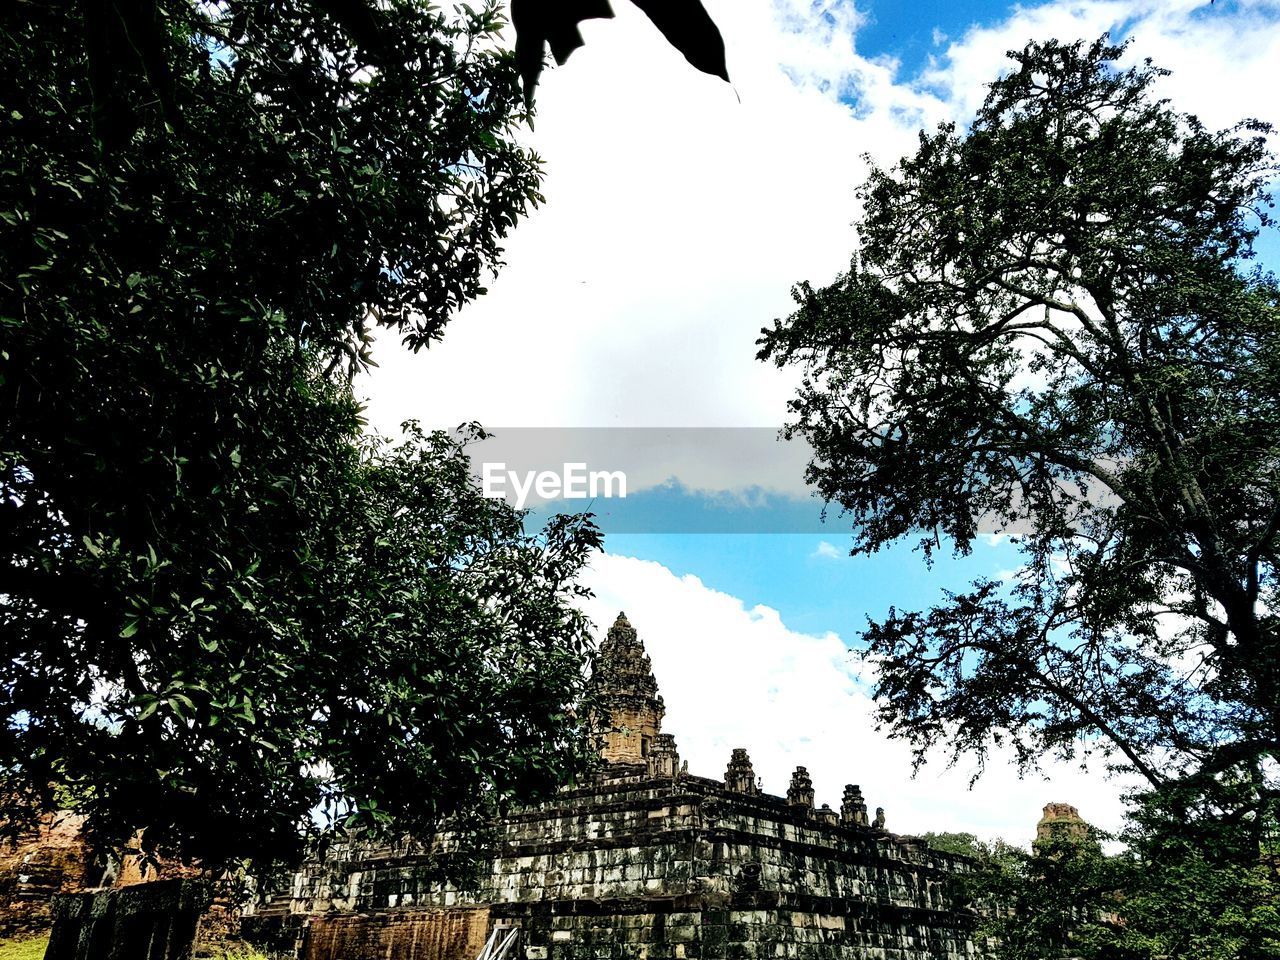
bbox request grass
[0,934,273,960]
[0,934,49,960]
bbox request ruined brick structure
[1035,803,1090,843]
[0,811,93,939]
[254,612,988,960]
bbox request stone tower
[590,612,666,766]
[1036,802,1090,843]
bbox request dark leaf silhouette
[629,0,728,81]
[511,0,729,104]
[511,0,615,105]
[6,0,599,874]
[83,0,180,144]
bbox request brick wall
[0,811,93,938]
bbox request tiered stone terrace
[262,613,986,960]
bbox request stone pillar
[724,748,759,795]
[786,766,814,812]
[841,784,869,827]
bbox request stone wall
[44,878,207,960]
[251,614,987,960]
[281,772,982,960]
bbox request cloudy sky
[362,0,1280,844]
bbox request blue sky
[604,532,1024,639]
[363,0,1280,842]
[855,0,1019,75]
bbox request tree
[1,0,599,874]
[963,805,1280,959]
[759,35,1280,953]
[962,833,1117,960]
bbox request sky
[361,0,1280,845]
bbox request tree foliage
[760,34,1280,952]
[962,808,1280,959]
[1,0,599,873]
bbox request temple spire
[590,612,665,766]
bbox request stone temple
[247,612,985,960]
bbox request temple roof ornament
[648,733,681,779]
[1036,802,1090,843]
[724,748,759,795]
[593,612,664,706]
[841,784,869,828]
[787,766,815,811]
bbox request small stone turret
[787,766,815,811]
[724,748,759,795]
[589,612,666,766]
[647,734,681,778]
[815,804,839,826]
[841,784,869,827]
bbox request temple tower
[590,612,666,766]
[1036,803,1090,843]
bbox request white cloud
[580,552,1145,846]
[355,0,1276,842]
[921,1,1280,133]
[360,0,925,432]
[812,539,843,559]
[361,0,1278,437]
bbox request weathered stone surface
[256,613,989,960]
[45,879,207,960]
[302,906,489,960]
[724,750,758,797]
